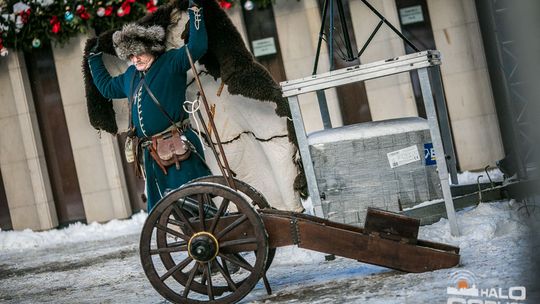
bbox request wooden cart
[138,49,460,304]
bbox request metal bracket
[282,51,441,97]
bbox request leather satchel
[150,128,191,174]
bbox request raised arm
[88,53,128,99]
[170,6,208,73]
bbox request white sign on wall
[252,37,277,57]
[399,5,424,25]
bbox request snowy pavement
[0,200,536,303]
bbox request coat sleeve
[88,53,128,99]
[170,7,208,73]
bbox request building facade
[0,0,506,230]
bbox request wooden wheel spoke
[182,263,199,298]
[172,203,196,234]
[156,223,190,241]
[150,244,187,255]
[205,263,215,300]
[167,218,186,228]
[218,253,254,272]
[209,198,230,234]
[233,253,256,272]
[200,266,207,285]
[220,238,258,249]
[216,214,248,240]
[197,194,206,231]
[214,260,237,291]
[167,240,187,247]
[160,256,193,282]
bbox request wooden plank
[296,219,459,273]
[364,208,419,244]
[261,211,459,273]
[261,214,295,248]
[261,209,364,234]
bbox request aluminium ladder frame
[281,50,460,236]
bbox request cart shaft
[260,209,459,273]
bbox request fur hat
[112,23,166,60]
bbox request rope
[183,95,206,151]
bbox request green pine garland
[0,0,162,53]
[0,0,277,56]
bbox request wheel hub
[188,232,219,262]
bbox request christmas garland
[0,0,269,57]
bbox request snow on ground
[0,200,534,303]
[0,212,147,252]
[456,168,504,185]
[246,200,533,303]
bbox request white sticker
[387,145,421,168]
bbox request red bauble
[121,1,132,15]
[219,0,232,9]
[50,16,61,34]
[146,1,157,13]
[76,5,91,20]
[104,6,113,16]
[20,9,31,24]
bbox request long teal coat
[88,9,210,211]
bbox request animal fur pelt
[82,0,306,196]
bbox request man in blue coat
[88,4,210,212]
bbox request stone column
[427,0,504,169]
[52,35,132,222]
[0,52,58,230]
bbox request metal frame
[476,0,536,180]
[281,50,460,236]
[312,0,421,130]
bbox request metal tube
[418,67,459,236]
[288,96,324,216]
[358,20,384,58]
[313,0,329,75]
[313,0,333,129]
[428,66,458,184]
[335,0,354,61]
[360,0,419,52]
[317,90,333,129]
[329,0,334,70]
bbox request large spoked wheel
[189,175,276,270]
[189,176,269,210]
[140,182,269,304]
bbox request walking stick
[185,47,236,190]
